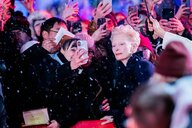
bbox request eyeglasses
[49,29,59,33]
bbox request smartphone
[97,18,106,29]
[71,21,82,34]
[102,0,112,5]
[102,0,112,13]
[128,5,139,16]
[162,8,174,20]
[183,0,191,15]
[183,0,191,7]
[55,27,75,45]
[117,20,125,26]
[77,40,89,60]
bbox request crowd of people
[0,0,192,128]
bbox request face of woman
[62,41,77,61]
[112,34,133,65]
[138,46,151,60]
[106,18,115,31]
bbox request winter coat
[110,52,154,127]
[50,52,106,127]
[3,43,82,127]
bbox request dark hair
[105,12,118,27]
[39,17,66,42]
[131,85,174,128]
[61,38,79,51]
[4,15,31,37]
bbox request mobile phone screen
[77,40,89,61]
[162,8,174,20]
[128,6,138,16]
[183,0,191,7]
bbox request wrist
[177,29,185,36]
[28,8,34,14]
[159,29,166,38]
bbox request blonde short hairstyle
[111,25,140,46]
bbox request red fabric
[72,120,115,128]
[139,33,154,54]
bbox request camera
[77,40,89,61]
[128,5,139,16]
[162,8,174,20]
[97,18,106,29]
[71,21,82,34]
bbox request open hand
[93,1,112,23]
[92,23,108,42]
[169,18,185,35]
[20,0,35,13]
[175,4,190,19]
[61,2,79,21]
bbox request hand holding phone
[175,4,190,19]
[97,18,106,29]
[128,6,138,16]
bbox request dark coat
[51,52,105,127]
[110,52,154,127]
[3,44,82,127]
[0,81,6,128]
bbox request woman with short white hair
[109,25,154,127]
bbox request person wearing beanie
[4,15,32,50]
[152,41,192,84]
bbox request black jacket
[110,52,154,127]
[3,44,82,127]
[50,52,106,127]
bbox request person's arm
[149,17,192,53]
[20,0,35,14]
[162,32,192,53]
[61,2,79,22]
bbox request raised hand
[61,2,79,21]
[175,4,190,19]
[92,23,108,42]
[0,0,11,30]
[20,0,35,13]
[127,12,140,28]
[93,1,112,23]
[150,16,166,38]
[0,0,11,9]
[169,18,185,35]
[159,19,172,32]
[70,49,89,70]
